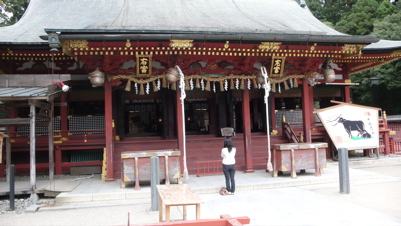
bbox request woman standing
[221,138,236,195]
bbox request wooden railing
[282,114,303,143]
[390,138,401,155]
[196,160,222,177]
[132,214,250,226]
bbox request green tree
[335,0,379,35]
[306,0,357,26]
[351,10,401,114]
[376,0,397,21]
[372,11,401,39]
[0,0,29,26]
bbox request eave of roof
[0,87,50,101]
[40,29,379,45]
[364,40,401,51]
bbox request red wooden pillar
[242,88,254,173]
[343,86,351,103]
[60,94,68,137]
[7,105,16,138]
[301,79,312,142]
[104,80,114,181]
[308,84,315,125]
[176,86,185,175]
[55,146,62,175]
[271,96,277,130]
[342,67,351,103]
[382,130,391,155]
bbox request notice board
[315,102,380,150]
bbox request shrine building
[0,0,401,188]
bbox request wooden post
[176,86,185,175]
[308,84,315,126]
[55,146,62,175]
[242,88,254,173]
[48,87,55,184]
[270,95,276,130]
[29,103,36,194]
[6,106,15,181]
[343,86,351,103]
[301,79,312,143]
[104,80,114,181]
[343,68,351,103]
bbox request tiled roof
[0,87,50,100]
[0,0,378,44]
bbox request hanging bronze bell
[323,69,336,83]
[88,68,105,87]
[255,71,265,84]
[165,68,179,83]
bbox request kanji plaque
[136,54,152,78]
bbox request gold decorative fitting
[62,40,88,56]
[310,43,317,52]
[224,41,230,49]
[170,39,193,48]
[69,40,88,49]
[391,50,401,56]
[259,42,281,51]
[342,44,366,58]
[126,39,131,48]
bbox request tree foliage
[335,0,380,35]
[306,0,357,25]
[372,11,401,40]
[307,0,401,114]
[0,0,29,26]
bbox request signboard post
[315,102,381,194]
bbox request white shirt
[221,147,236,165]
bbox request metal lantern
[165,68,179,83]
[323,69,336,82]
[255,71,265,84]
[88,68,105,87]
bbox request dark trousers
[223,164,236,193]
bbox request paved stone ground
[0,163,400,225]
[0,164,401,226]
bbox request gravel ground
[0,174,101,215]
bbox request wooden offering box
[121,149,181,189]
[272,143,328,178]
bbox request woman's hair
[224,138,234,153]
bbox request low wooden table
[157,184,202,222]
